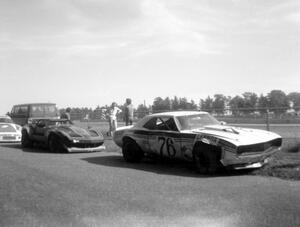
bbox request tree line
[62,90,300,120]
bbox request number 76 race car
[113,111,282,174]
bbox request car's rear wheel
[21,130,32,148]
[193,143,220,174]
[48,136,66,153]
[122,138,144,162]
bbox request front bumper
[221,146,280,170]
[0,135,21,143]
[66,144,106,153]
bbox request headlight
[73,139,80,143]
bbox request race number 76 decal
[158,137,176,157]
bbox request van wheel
[122,139,144,162]
[193,144,220,174]
[21,130,32,148]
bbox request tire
[193,143,220,174]
[122,138,144,163]
[48,136,66,153]
[21,130,33,148]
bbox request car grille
[1,135,16,140]
[70,142,103,148]
[237,138,282,154]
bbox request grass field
[74,120,300,180]
[252,138,300,180]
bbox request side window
[45,105,57,115]
[160,117,178,131]
[143,117,158,130]
[12,106,28,116]
[12,106,20,115]
[31,106,43,116]
[143,117,178,131]
[19,106,28,115]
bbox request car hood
[184,124,281,146]
[57,125,103,139]
[0,123,21,134]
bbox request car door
[145,116,181,159]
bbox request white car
[0,116,22,143]
[113,111,282,174]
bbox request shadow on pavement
[0,143,55,154]
[0,143,21,149]
[82,154,252,178]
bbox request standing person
[108,102,121,136]
[124,98,134,126]
[60,107,71,120]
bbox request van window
[13,106,28,115]
[12,106,19,114]
[30,104,58,118]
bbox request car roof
[134,111,209,128]
[150,111,208,117]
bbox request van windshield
[30,104,58,118]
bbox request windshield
[176,114,220,130]
[0,124,16,133]
[31,104,58,118]
[48,120,72,126]
[0,118,13,123]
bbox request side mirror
[220,121,227,125]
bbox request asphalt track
[0,142,299,227]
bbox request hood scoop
[60,125,89,137]
[204,125,240,134]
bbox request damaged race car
[113,111,282,174]
[21,118,105,153]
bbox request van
[10,103,59,126]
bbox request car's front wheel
[48,136,66,153]
[21,130,33,148]
[193,143,220,174]
[122,138,144,162]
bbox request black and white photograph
[0,0,300,226]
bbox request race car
[0,116,22,143]
[113,111,282,174]
[21,118,105,153]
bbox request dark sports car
[21,119,105,153]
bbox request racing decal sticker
[158,136,176,157]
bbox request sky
[1,0,300,114]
